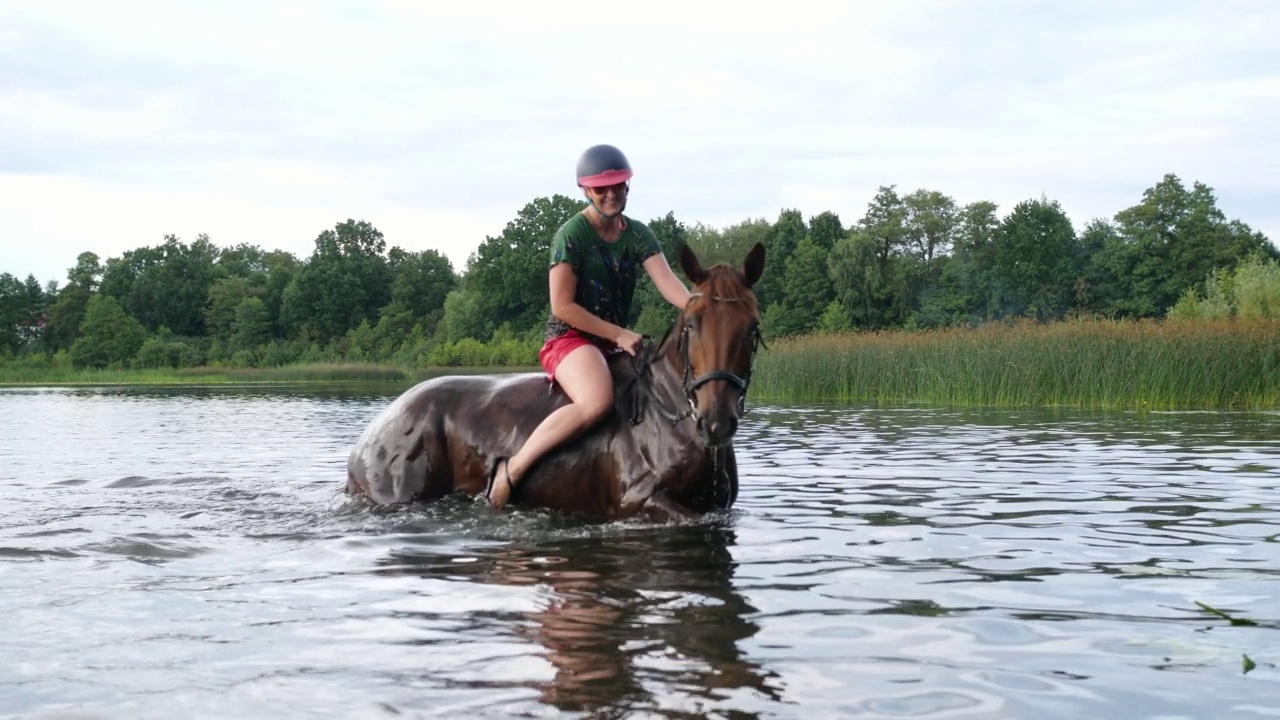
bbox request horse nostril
[703,417,737,442]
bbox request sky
[2,0,1278,285]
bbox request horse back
[349,357,643,507]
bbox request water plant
[749,317,1280,410]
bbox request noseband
[627,290,766,429]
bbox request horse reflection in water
[374,523,783,716]
[347,243,766,521]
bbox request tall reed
[750,317,1280,410]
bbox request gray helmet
[576,144,633,187]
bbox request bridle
[634,291,766,427]
[677,292,766,418]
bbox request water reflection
[374,523,783,716]
[3,387,1280,718]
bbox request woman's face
[585,182,628,216]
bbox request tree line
[1,172,1276,371]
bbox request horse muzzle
[696,412,739,447]
[687,369,750,447]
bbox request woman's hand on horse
[615,328,644,356]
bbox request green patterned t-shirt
[544,213,663,342]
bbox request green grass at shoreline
[4,318,1278,410]
[0,362,539,388]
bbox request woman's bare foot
[485,458,515,509]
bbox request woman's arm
[642,253,692,310]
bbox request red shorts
[538,329,620,380]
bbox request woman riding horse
[484,144,694,509]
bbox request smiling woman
[483,144,697,510]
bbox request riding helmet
[576,144,633,187]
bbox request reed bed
[6,318,1276,410]
[751,317,1280,410]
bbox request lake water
[1,384,1277,719]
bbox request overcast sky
[2,0,1277,285]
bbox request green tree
[69,294,147,369]
[808,211,845,252]
[987,197,1080,320]
[280,219,392,342]
[844,186,913,327]
[386,247,457,325]
[1233,251,1280,318]
[915,200,999,327]
[464,195,586,338]
[45,252,102,352]
[370,303,420,359]
[815,301,852,334]
[861,186,909,268]
[204,276,251,343]
[205,245,301,344]
[229,297,271,353]
[0,273,25,354]
[1113,174,1277,316]
[437,289,492,344]
[903,189,958,264]
[755,209,805,310]
[372,247,457,348]
[829,231,887,329]
[915,253,977,327]
[957,201,999,255]
[0,273,50,353]
[767,236,833,336]
[215,242,273,280]
[261,250,300,339]
[100,234,218,336]
[1072,218,1124,315]
[679,218,774,274]
[896,189,960,327]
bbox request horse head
[668,241,766,447]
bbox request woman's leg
[487,343,615,508]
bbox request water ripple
[1,388,1278,718]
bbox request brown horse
[345,242,766,521]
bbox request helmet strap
[589,198,621,221]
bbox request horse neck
[633,322,705,450]
[648,320,690,410]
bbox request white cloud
[0,174,499,281]
[1,0,1277,285]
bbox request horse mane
[612,337,666,426]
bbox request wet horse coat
[346,242,766,521]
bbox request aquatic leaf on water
[1195,601,1259,627]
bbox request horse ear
[678,243,708,284]
[742,242,766,288]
